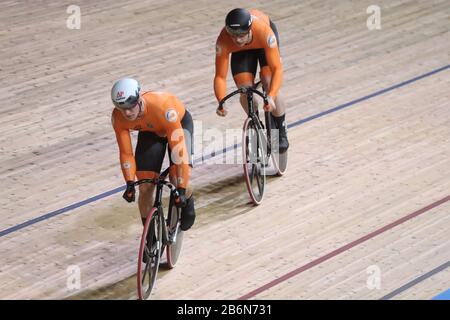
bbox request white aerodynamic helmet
[111,78,141,109]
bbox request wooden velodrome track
[1,0,449,300]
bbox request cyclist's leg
[231,50,259,115]
[259,20,289,152]
[135,131,167,224]
[259,19,285,116]
[260,65,288,152]
[167,110,196,231]
[260,66,286,116]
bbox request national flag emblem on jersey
[267,34,277,48]
[166,108,178,123]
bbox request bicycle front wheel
[242,117,267,205]
[137,207,163,300]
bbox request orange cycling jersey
[112,91,190,188]
[214,9,283,102]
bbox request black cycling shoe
[272,114,289,153]
[279,132,289,153]
[180,196,196,231]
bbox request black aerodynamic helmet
[225,8,252,36]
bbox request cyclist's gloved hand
[264,95,276,112]
[175,188,187,208]
[216,103,228,117]
[123,181,136,203]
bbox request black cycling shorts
[231,20,280,77]
[135,110,194,173]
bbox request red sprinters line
[238,194,450,300]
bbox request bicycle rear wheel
[269,141,288,176]
[275,151,288,175]
[242,117,267,205]
[166,202,184,269]
[137,207,163,300]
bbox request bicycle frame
[135,167,184,299]
[132,167,179,245]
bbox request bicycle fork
[152,184,170,246]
